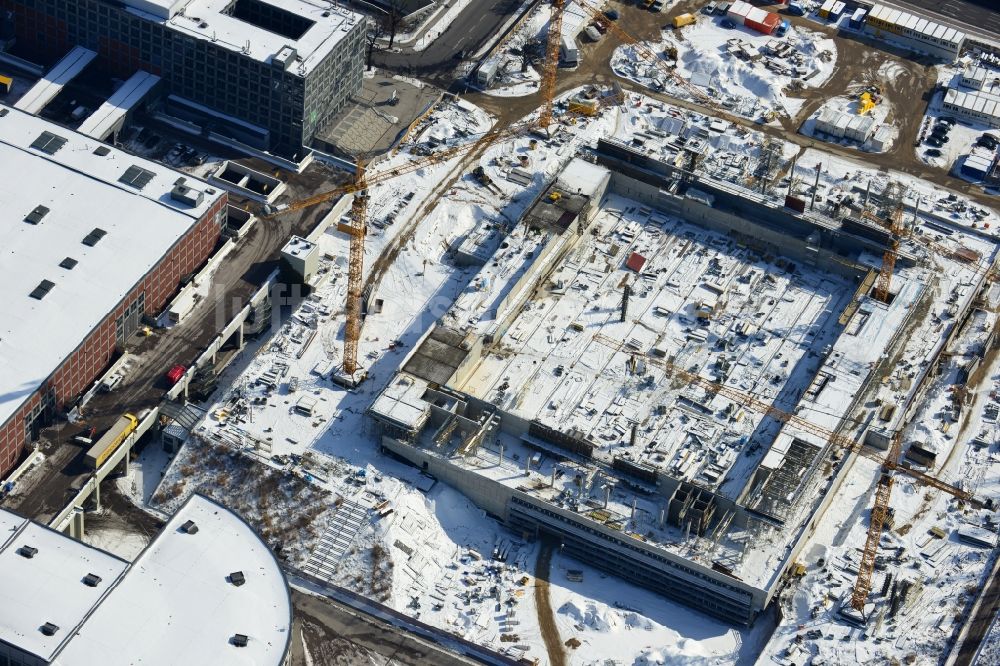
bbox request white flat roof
[58,494,291,666]
[125,0,363,75]
[14,46,97,115]
[555,158,609,198]
[0,104,224,431]
[78,71,161,140]
[0,514,130,662]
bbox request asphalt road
[374,0,525,86]
[884,0,1000,40]
[290,590,482,666]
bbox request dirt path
[535,541,566,666]
[464,2,997,211]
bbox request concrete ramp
[14,46,97,115]
[78,70,161,141]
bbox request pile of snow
[612,16,836,121]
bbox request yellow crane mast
[539,0,565,130]
[343,159,368,375]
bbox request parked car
[925,148,942,158]
[938,116,957,125]
[926,136,944,148]
[721,18,736,28]
[776,20,790,36]
[591,20,608,34]
[785,3,806,16]
[977,134,999,150]
[585,25,602,41]
[703,2,718,14]
[603,9,619,20]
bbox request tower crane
[539,0,565,130]
[343,159,368,375]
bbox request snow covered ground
[108,82,1000,664]
[787,148,1000,235]
[476,0,591,98]
[612,16,836,121]
[760,284,1000,665]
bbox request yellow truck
[672,13,697,28]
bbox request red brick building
[0,104,226,478]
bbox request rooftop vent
[231,634,249,648]
[82,573,102,587]
[30,131,67,155]
[228,571,246,587]
[180,520,199,534]
[170,178,205,207]
[93,146,111,156]
[29,280,55,301]
[119,165,156,190]
[18,545,38,559]
[82,228,107,247]
[59,257,78,270]
[24,205,49,225]
[40,623,59,637]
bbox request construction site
[4,0,1000,664]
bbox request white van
[100,374,122,392]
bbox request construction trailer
[727,1,781,35]
[476,60,500,88]
[863,4,966,62]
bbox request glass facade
[0,0,364,155]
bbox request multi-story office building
[0,0,365,157]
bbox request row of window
[510,496,752,598]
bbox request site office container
[727,0,753,24]
[745,7,780,34]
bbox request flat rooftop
[124,0,363,75]
[0,514,129,662]
[0,494,291,665]
[0,103,224,430]
[59,494,291,665]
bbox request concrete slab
[313,74,441,158]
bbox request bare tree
[365,16,388,71]
[385,0,408,50]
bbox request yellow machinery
[568,97,599,116]
[858,91,877,115]
[672,13,697,28]
[85,414,139,469]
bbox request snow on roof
[58,494,291,665]
[14,46,97,115]
[555,158,609,198]
[78,71,161,140]
[0,512,130,662]
[370,373,431,430]
[0,104,224,432]
[125,0,364,75]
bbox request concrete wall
[380,436,512,519]
[607,172,868,282]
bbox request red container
[166,364,186,386]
